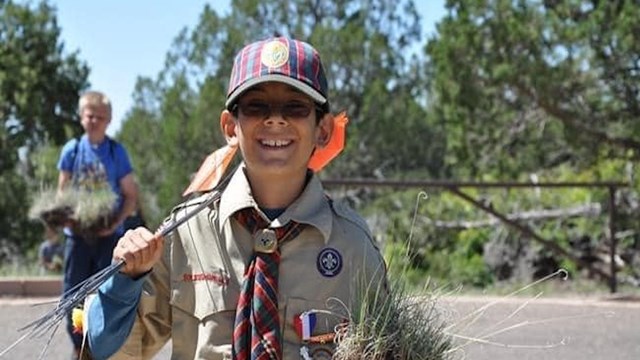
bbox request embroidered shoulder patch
[316,247,342,277]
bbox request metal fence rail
[323,178,629,293]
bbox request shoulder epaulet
[328,196,373,239]
[71,137,81,156]
[71,136,117,160]
[105,136,117,159]
[170,190,222,216]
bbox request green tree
[421,0,640,286]
[120,0,445,225]
[0,0,89,254]
[426,0,640,178]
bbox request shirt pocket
[170,275,239,321]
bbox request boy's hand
[114,227,164,278]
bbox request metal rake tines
[0,260,128,359]
[18,262,121,333]
[0,293,76,359]
[0,190,221,358]
[37,321,62,360]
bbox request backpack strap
[72,136,117,163]
[106,136,116,159]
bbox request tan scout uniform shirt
[114,167,386,360]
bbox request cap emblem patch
[261,40,289,68]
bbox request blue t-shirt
[57,135,133,233]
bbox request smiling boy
[86,37,386,360]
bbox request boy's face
[221,82,331,178]
[80,104,111,139]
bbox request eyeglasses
[233,101,323,120]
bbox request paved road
[1,295,638,359]
[441,295,640,360]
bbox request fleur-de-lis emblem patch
[260,40,289,68]
[316,247,342,277]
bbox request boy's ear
[220,110,239,146]
[316,113,334,147]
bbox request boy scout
[86,37,387,360]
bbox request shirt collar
[80,134,108,150]
[219,165,332,243]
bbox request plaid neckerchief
[232,208,303,360]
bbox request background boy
[57,90,139,358]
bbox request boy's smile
[260,139,292,147]
[222,82,331,180]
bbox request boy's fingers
[114,228,164,277]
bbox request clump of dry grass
[328,191,452,359]
[29,187,117,238]
[332,276,453,360]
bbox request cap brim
[225,74,327,109]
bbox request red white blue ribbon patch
[294,311,317,341]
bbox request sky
[49,1,446,136]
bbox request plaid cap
[225,37,329,111]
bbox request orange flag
[308,112,348,172]
[182,145,237,196]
